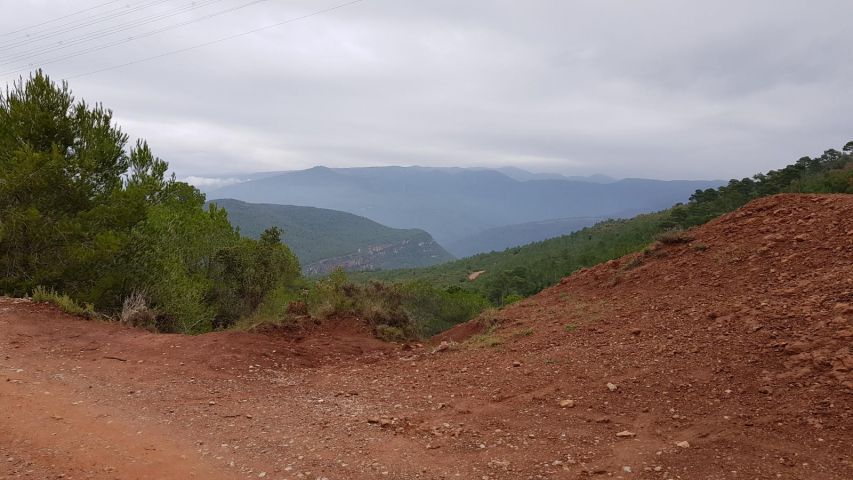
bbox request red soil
[1,193,851,479]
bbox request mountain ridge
[208,166,724,252]
[210,198,454,274]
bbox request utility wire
[1,0,235,62]
[0,0,125,37]
[64,0,365,80]
[0,0,272,74]
[9,1,168,44]
[4,0,172,45]
[0,0,175,51]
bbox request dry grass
[120,292,158,331]
[656,229,695,244]
[31,286,95,317]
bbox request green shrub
[295,271,489,340]
[207,227,301,329]
[401,282,490,337]
[502,293,524,306]
[375,324,407,342]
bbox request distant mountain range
[191,166,616,189]
[204,166,723,257]
[210,199,453,275]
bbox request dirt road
[2,194,851,479]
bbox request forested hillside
[446,216,607,257]
[357,145,853,304]
[210,199,453,273]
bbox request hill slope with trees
[209,199,453,274]
[445,216,608,257]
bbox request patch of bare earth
[1,194,851,479]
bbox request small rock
[512,361,522,367]
[630,328,642,335]
[675,441,690,449]
[622,466,632,473]
[606,382,618,392]
[208,400,216,406]
[615,430,636,438]
[559,399,575,408]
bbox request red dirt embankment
[1,194,851,479]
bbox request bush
[691,242,709,252]
[295,270,490,340]
[501,293,524,306]
[207,227,301,329]
[375,324,407,342]
[233,282,308,331]
[119,292,158,331]
[656,229,694,244]
[621,256,644,271]
[401,282,490,337]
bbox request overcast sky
[1,0,851,180]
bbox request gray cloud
[1,0,851,180]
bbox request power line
[0,0,272,74]
[19,1,172,43]
[64,0,366,80]
[0,0,233,62]
[0,0,174,51]
[0,0,125,37]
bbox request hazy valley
[203,166,723,257]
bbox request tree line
[0,71,299,333]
